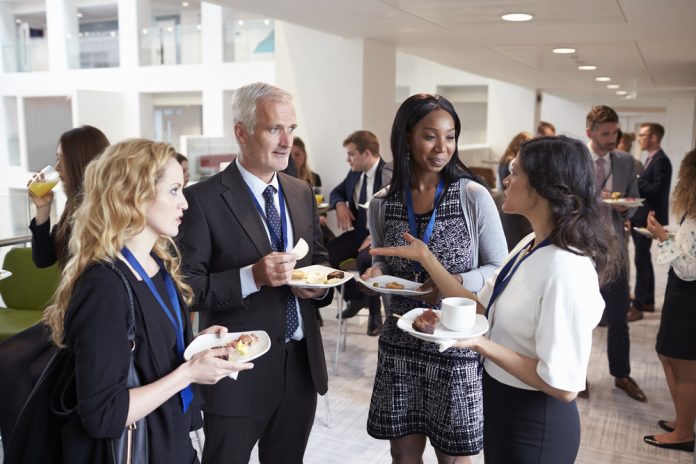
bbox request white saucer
[397,308,489,342]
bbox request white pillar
[361,38,396,161]
[201,2,223,66]
[46,0,77,71]
[203,88,225,136]
[118,0,149,68]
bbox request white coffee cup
[440,297,477,331]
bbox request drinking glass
[28,165,60,197]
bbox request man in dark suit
[629,123,672,320]
[580,105,647,402]
[177,82,330,464]
[327,130,392,336]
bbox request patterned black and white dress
[366,182,483,456]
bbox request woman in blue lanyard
[642,148,696,453]
[372,136,622,464]
[363,94,507,463]
[44,139,252,463]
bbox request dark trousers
[601,267,631,378]
[483,371,580,464]
[631,230,655,307]
[327,229,367,302]
[201,340,317,464]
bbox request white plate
[317,202,329,209]
[0,269,12,281]
[357,275,432,296]
[287,264,354,288]
[603,198,644,207]
[397,308,489,342]
[632,226,675,240]
[184,330,271,372]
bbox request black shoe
[577,380,589,399]
[643,435,694,452]
[339,296,367,319]
[658,420,675,432]
[367,314,383,336]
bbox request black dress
[64,261,201,463]
[656,268,696,359]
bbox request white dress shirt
[353,159,380,207]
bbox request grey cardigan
[368,178,507,294]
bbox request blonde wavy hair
[45,139,192,347]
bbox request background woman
[497,131,532,189]
[290,136,322,187]
[29,125,109,269]
[497,131,533,250]
[364,93,506,463]
[372,136,620,463]
[643,148,696,452]
[44,139,252,463]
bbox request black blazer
[329,158,389,222]
[633,149,672,226]
[64,261,200,463]
[177,162,330,416]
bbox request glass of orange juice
[313,186,324,205]
[28,165,60,198]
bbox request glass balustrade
[223,19,274,62]
[140,24,202,66]
[1,37,49,73]
[66,30,120,69]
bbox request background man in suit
[629,123,672,320]
[178,82,331,464]
[580,105,647,402]
[327,130,392,335]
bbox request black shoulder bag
[4,264,149,464]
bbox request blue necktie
[262,186,299,340]
[356,173,368,232]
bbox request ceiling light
[237,20,244,26]
[501,13,534,22]
[142,28,148,34]
[615,90,628,95]
[264,19,271,26]
[15,19,21,24]
[578,65,597,71]
[182,1,189,6]
[77,12,83,18]
[606,84,620,89]
[595,76,611,82]
[553,48,575,54]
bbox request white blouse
[656,216,696,281]
[478,234,604,392]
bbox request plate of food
[602,196,644,207]
[396,308,489,342]
[632,226,675,240]
[287,264,353,288]
[184,330,271,370]
[0,269,12,281]
[357,275,432,296]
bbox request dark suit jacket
[632,149,672,226]
[177,162,330,417]
[603,151,640,240]
[329,158,392,227]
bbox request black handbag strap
[109,262,137,344]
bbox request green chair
[0,247,60,341]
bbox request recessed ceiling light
[501,13,534,22]
[237,20,244,26]
[182,1,190,6]
[616,90,628,95]
[595,76,611,82]
[578,65,597,71]
[606,84,620,89]
[76,12,83,18]
[264,19,271,26]
[15,19,21,24]
[553,48,576,54]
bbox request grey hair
[231,82,293,134]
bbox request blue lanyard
[247,183,288,252]
[405,178,446,276]
[121,247,193,412]
[485,238,551,318]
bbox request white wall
[540,92,591,141]
[24,96,72,171]
[73,89,126,142]
[486,80,536,161]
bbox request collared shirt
[589,144,613,192]
[237,159,304,340]
[353,159,380,207]
[643,148,660,169]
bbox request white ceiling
[212,0,696,103]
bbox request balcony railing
[140,24,201,66]
[67,31,120,69]
[1,38,49,73]
[223,19,274,62]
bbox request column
[46,0,77,70]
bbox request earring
[406,151,411,160]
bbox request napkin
[437,339,457,352]
[229,371,239,380]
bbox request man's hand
[252,252,297,288]
[335,202,355,231]
[291,287,328,299]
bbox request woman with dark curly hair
[643,149,696,453]
[364,94,507,463]
[372,136,621,463]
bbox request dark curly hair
[518,135,621,285]
[385,93,481,200]
[673,148,696,220]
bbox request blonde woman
[44,139,251,463]
[643,148,696,452]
